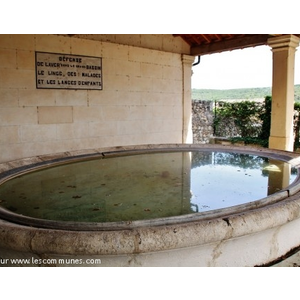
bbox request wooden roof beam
[200,34,211,43]
[190,34,270,55]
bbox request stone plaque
[35,52,102,90]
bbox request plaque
[35,52,102,90]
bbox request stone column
[181,54,195,143]
[267,34,300,151]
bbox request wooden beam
[190,34,270,55]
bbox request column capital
[267,34,300,51]
[181,54,195,65]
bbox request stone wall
[192,100,214,143]
[192,100,240,143]
[0,34,191,163]
[192,100,299,145]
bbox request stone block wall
[0,34,190,163]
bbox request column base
[269,136,294,151]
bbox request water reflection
[190,152,296,212]
[0,151,297,222]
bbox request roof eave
[190,34,270,56]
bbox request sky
[191,45,300,90]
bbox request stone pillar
[181,54,195,143]
[267,34,300,151]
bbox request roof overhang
[174,34,300,55]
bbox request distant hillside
[192,84,300,101]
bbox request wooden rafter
[201,34,210,43]
[190,34,270,55]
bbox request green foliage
[213,96,273,147]
[229,137,269,148]
[294,102,300,110]
[214,100,263,137]
[214,96,300,149]
[295,85,300,102]
[192,84,300,102]
[294,102,300,150]
[259,96,272,144]
[193,86,300,148]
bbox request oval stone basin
[0,144,300,267]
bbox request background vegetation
[212,96,300,149]
[213,98,270,147]
[192,84,300,101]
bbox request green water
[0,151,296,222]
